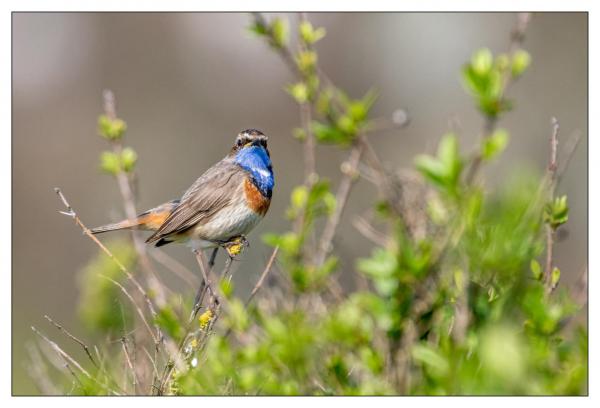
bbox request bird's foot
[222,235,249,258]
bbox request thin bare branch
[557,130,582,184]
[544,117,560,290]
[352,215,389,248]
[149,248,200,288]
[102,89,167,307]
[315,141,365,267]
[121,337,139,394]
[44,315,98,369]
[31,326,91,378]
[100,275,158,345]
[54,188,159,322]
[246,247,279,307]
[25,343,60,395]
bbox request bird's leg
[216,236,248,286]
[190,280,207,322]
[189,248,219,323]
[208,247,218,269]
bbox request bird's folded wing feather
[145,160,245,243]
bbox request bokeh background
[12,13,587,394]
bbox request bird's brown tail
[90,200,180,235]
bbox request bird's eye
[237,139,244,147]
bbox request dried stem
[190,248,219,322]
[54,188,160,329]
[149,248,200,288]
[31,326,95,383]
[44,315,98,369]
[314,141,365,267]
[101,275,159,345]
[121,338,139,394]
[352,215,389,248]
[544,117,560,291]
[25,343,60,395]
[102,89,167,306]
[245,247,279,307]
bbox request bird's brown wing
[145,160,245,244]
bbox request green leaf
[99,151,121,175]
[544,195,569,229]
[312,121,348,144]
[357,249,399,296]
[286,82,309,104]
[299,21,326,44]
[471,48,493,75]
[270,18,289,48]
[511,49,531,77]
[120,147,138,172]
[551,267,561,288]
[295,50,318,74]
[416,133,462,193]
[291,185,308,210]
[530,259,542,281]
[247,20,268,36]
[97,114,127,141]
[357,248,397,278]
[482,128,509,160]
[415,155,446,188]
[262,232,300,255]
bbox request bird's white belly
[190,201,263,243]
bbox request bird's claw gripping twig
[222,235,249,259]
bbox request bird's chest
[243,178,271,216]
[190,177,269,242]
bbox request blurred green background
[12,12,587,394]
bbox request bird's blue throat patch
[235,146,274,198]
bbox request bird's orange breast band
[244,178,271,216]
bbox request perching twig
[44,315,98,369]
[190,249,218,322]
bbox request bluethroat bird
[90,129,274,257]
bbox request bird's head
[232,129,269,154]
